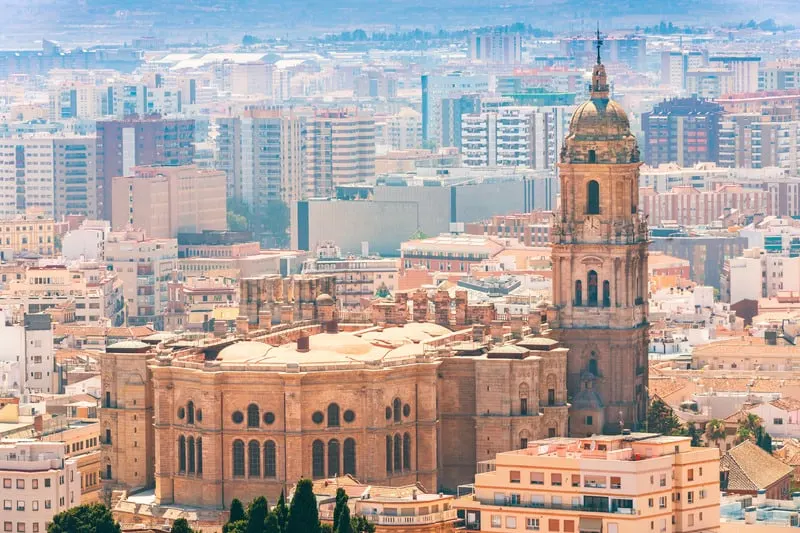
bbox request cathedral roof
[568,96,631,140]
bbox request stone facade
[550,58,649,435]
[99,341,156,499]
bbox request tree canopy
[288,478,321,533]
[47,504,121,533]
[171,519,195,533]
[646,397,683,435]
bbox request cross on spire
[596,22,603,65]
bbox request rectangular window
[510,494,521,505]
[586,415,593,425]
[510,470,521,483]
[16,524,23,533]
[2,501,10,510]
[526,518,540,531]
[44,479,50,488]
[648,498,654,508]
[32,501,38,511]
[491,515,502,528]
[548,519,560,532]
[2,479,9,489]
[699,489,707,499]
[775,418,784,425]
[688,469,694,481]
[2,524,9,533]
[659,496,667,509]
[610,476,621,489]
[688,492,694,504]
[571,474,581,487]
[16,479,23,489]
[660,473,667,487]
[506,517,517,528]
[32,525,38,533]
[688,514,694,527]
[31,479,37,490]
[563,520,574,533]
[44,500,51,510]
[16,501,23,511]
[551,473,562,486]
[530,472,544,485]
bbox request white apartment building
[61,220,111,262]
[0,137,97,219]
[387,108,422,151]
[0,311,56,398]
[0,264,125,327]
[639,163,787,193]
[104,229,178,329]
[0,440,80,533]
[661,50,705,91]
[722,247,800,304]
[462,106,572,170]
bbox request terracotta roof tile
[769,397,800,412]
[721,441,793,492]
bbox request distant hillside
[0,0,798,47]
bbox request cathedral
[549,34,649,435]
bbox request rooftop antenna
[595,22,603,65]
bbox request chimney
[33,415,44,434]
[297,336,310,353]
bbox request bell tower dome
[549,27,649,436]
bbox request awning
[579,517,603,532]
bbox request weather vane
[596,22,603,65]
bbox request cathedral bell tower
[549,29,649,435]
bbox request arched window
[603,280,611,307]
[178,436,186,473]
[187,436,195,474]
[327,403,340,428]
[248,440,260,477]
[343,438,356,477]
[519,383,530,416]
[247,404,260,428]
[196,438,203,475]
[393,398,402,422]
[393,434,402,472]
[588,357,599,377]
[187,401,195,425]
[575,280,583,306]
[264,440,276,478]
[587,180,600,214]
[328,439,340,477]
[312,440,325,479]
[587,270,598,306]
[386,436,392,474]
[232,440,245,477]
[403,433,411,470]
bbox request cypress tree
[335,505,352,533]
[275,491,289,532]
[264,511,280,533]
[288,479,320,533]
[229,499,247,524]
[333,489,348,531]
[247,496,269,533]
[171,519,194,533]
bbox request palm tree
[736,425,752,444]
[706,419,726,449]
[740,413,762,435]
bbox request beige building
[104,229,178,329]
[306,110,376,197]
[0,440,81,533]
[111,165,226,238]
[550,51,649,435]
[456,434,720,533]
[0,213,56,257]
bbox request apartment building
[0,264,125,326]
[0,214,56,256]
[104,229,178,329]
[708,55,761,95]
[96,117,195,219]
[216,109,305,205]
[720,112,800,173]
[301,243,398,309]
[421,73,490,146]
[722,247,800,304]
[641,98,723,167]
[0,440,81,533]
[306,110,376,197]
[456,434,720,533]
[0,137,97,219]
[0,312,56,396]
[640,184,770,226]
[462,106,572,170]
[386,107,422,151]
[465,212,553,247]
[468,32,522,64]
[111,165,226,238]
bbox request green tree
[264,511,281,533]
[333,489,348,531]
[336,505,353,533]
[247,496,269,533]
[225,498,247,533]
[350,516,376,533]
[736,425,752,444]
[740,413,762,435]
[226,521,249,533]
[228,211,248,232]
[756,426,774,453]
[646,397,682,435]
[685,423,702,447]
[288,478,320,533]
[275,491,289,532]
[320,526,333,533]
[171,519,194,533]
[47,503,121,533]
[706,419,726,448]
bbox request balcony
[471,496,637,515]
[320,509,457,526]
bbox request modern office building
[421,74,490,146]
[641,98,723,167]
[104,229,178,328]
[456,434,720,533]
[111,165,226,238]
[216,109,305,206]
[305,110,375,197]
[96,116,195,219]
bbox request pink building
[640,184,770,226]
